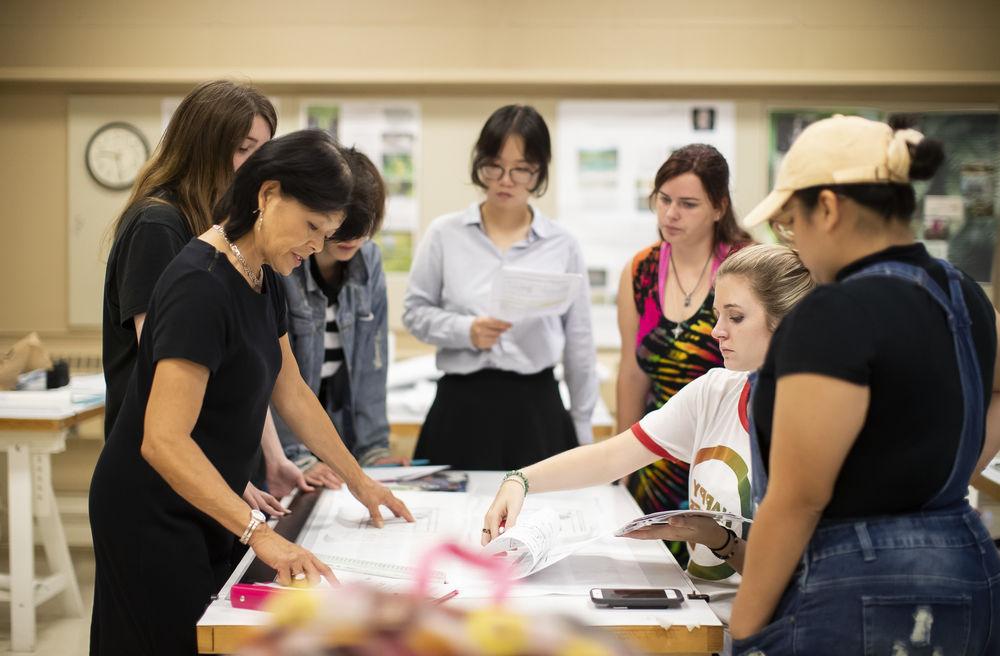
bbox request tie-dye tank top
[626,241,734,564]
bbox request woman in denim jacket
[273,149,407,485]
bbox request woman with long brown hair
[102,79,305,512]
[616,144,751,565]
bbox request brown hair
[648,144,751,248]
[716,244,814,331]
[111,79,277,241]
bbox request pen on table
[686,579,711,602]
[432,589,459,604]
[370,459,431,468]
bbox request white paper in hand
[615,509,751,537]
[482,507,602,580]
[488,267,582,323]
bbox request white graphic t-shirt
[631,367,753,623]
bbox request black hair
[331,147,387,242]
[793,117,945,222]
[470,105,551,196]
[214,129,353,241]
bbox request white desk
[0,385,102,653]
[197,472,723,654]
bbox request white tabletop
[0,374,105,421]
[198,472,721,633]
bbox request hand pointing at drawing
[348,476,415,528]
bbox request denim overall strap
[746,370,766,510]
[843,259,985,510]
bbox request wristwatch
[239,509,267,545]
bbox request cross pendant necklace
[667,249,713,340]
[669,250,712,308]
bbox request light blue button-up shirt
[403,202,598,443]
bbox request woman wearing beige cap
[730,115,1000,655]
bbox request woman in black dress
[102,79,311,514]
[89,130,413,656]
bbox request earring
[255,208,263,233]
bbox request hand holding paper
[481,507,602,579]
[622,514,731,547]
[470,316,512,349]
[615,509,751,538]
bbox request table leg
[8,444,35,653]
[34,454,84,616]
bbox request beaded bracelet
[709,527,739,561]
[501,470,529,496]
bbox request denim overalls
[736,259,1000,656]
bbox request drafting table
[197,472,723,654]
[0,383,102,652]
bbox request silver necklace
[668,250,713,339]
[212,225,262,289]
[669,250,712,308]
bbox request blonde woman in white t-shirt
[482,244,813,622]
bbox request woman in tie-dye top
[616,144,751,564]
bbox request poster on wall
[556,100,736,346]
[301,100,420,272]
[769,108,1000,282]
[904,111,1000,282]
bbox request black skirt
[414,367,577,471]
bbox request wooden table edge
[197,622,723,654]
[0,404,104,431]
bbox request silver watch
[239,509,266,545]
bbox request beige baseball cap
[742,115,926,228]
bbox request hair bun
[887,113,918,131]
[908,137,945,181]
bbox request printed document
[488,267,582,323]
[481,507,601,579]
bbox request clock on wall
[84,121,150,191]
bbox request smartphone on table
[589,587,684,609]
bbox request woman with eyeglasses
[403,105,598,470]
[617,144,751,566]
[730,115,1000,654]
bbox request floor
[0,547,94,656]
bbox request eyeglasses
[769,214,795,245]
[478,163,538,185]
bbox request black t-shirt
[102,200,192,437]
[99,239,288,521]
[753,243,996,519]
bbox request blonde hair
[717,244,814,331]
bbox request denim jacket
[273,241,390,466]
